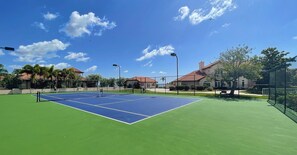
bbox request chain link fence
[125,75,216,95]
[268,62,297,122]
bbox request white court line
[40,94,201,125]
[42,94,152,107]
[99,97,152,106]
[129,99,202,125]
[42,95,149,117]
[80,93,133,101]
[44,100,132,125]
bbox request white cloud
[136,45,175,61]
[159,71,167,74]
[61,11,116,38]
[33,22,48,32]
[174,6,190,21]
[43,12,58,20]
[143,60,153,67]
[209,30,218,36]
[293,36,297,40]
[85,65,97,72]
[10,39,70,63]
[55,63,71,69]
[0,50,4,56]
[64,52,90,62]
[9,65,22,69]
[40,62,71,69]
[222,23,230,28]
[124,70,128,73]
[189,0,236,25]
[54,62,71,69]
[151,71,156,74]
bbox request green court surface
[0,94,297,155]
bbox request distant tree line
[0,46,296,91]
[0,64,126,89]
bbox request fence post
[155,77,157,94]
[164,76,166,94]
[274,69,277,105]
[194,75,196,96]
[144,77,146,89]
[284,65,287,113]
[268,71,270,102]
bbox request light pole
[170,53,179,95]
[112,64,121,91]
[0,46,14,51]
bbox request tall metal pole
[176,55,179,95]
[119,66,121,91]
[170,53,179,95]
[113,64,121,92]
[284,65,287,113]
[165,77,167,94]
[194,74,196,96]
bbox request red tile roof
[19,73,46,81]
[176,70,206,82]
[126,76,157,83]
[68,67,84,74]
[175,61,220,82]
[201,61,220,70]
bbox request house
[172,61,254,89]
[68,67,84,76]
[125,76,157,88]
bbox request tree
[20,65,35,88]
[1,74,21,89]
[219,45,262,95]
[116,78,126,87]
[12,69,21,75]
[0,64,8,75]
[86,74,102,81]
[258,47,297,85]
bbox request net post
[36,91,39,102]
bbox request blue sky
[0,0,297,78]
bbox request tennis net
[36,88,134,102]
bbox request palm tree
[32,64,41,88]
[47,65,55,89]
[53,69,62,89]
[62,68,77,87]
[21,64,34,74]
[0,64,8,75]
[20,65,34,88]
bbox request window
[203,82,211,87]
[242,80,245,88]
[215,81,221,87]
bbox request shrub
[207,87,213,91]
[246,87,262,94]
[287,94,297,111]
[176,85,184,90]
[169,86,176,91]
[184,86,190,91]
[127,84,132,88]
[196,86,205,91]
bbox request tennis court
[39,92,199,124]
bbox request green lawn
[1,94,297,155]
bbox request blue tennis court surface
[40,92,199,124]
